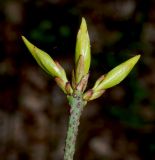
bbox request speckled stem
[64,90,86,160]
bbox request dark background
[0,0,155,160]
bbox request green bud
[22,36,68,83]
[93,55,141,91]
[75,17,91,80]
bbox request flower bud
[22,36,68,83]
[75,18,91,82]
[93,55,141,91]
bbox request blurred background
[0,0,155,160]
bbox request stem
[64,90,86,160]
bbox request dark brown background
[0,0,155,160]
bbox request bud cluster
[22,18,140,102]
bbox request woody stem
[64,90,86,160]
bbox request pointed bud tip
[21,36,34,51]
[21,36,28,44]
[21,35,24,39]
[75,17,91,76]
[21,35,25,39]
[21,36,26,44]
[81,17,87,29]
[127,54,141,70]
[78,18,88,36]
[131,54,141,64]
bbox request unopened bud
[75,17,91,81]
[22,36,68,83]
[93,55,141,91]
